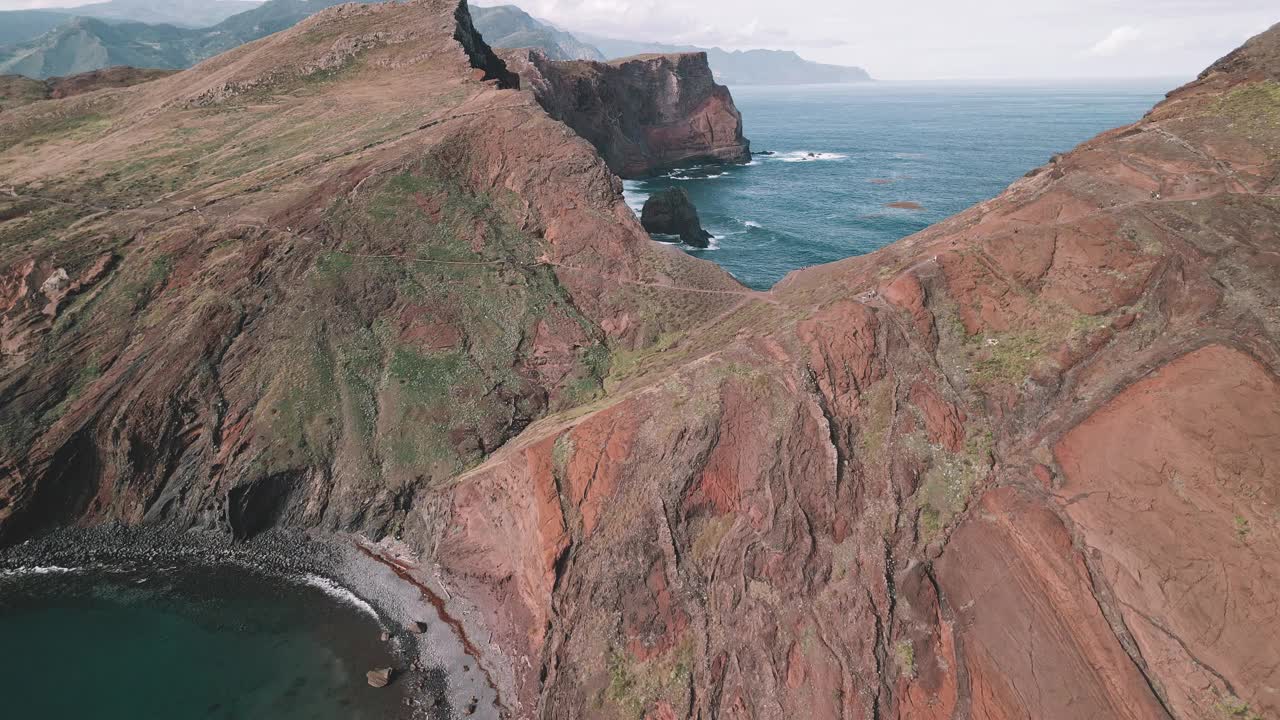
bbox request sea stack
[641,189,714,248]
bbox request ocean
[0,564,409,720]
[624,80,1176,289]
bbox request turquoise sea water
[0,565,406,720]
[625,80,1176,289]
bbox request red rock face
[417,22,1280,720]
[936,487,1171,719]
[3,4,1280,720]
[1055,345,1280,719]
[499,48,751,178]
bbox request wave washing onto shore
[0,564,82,578]
[622,182,646,215]
[299,573,382,621]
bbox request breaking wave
[0,565,81,578]
[774,151,848,163]
[298,574,381,621]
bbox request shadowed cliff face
[500,48,751,178]
[2,4,1280,720]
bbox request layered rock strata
[2,3,1279,720]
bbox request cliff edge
[2,4,1279,720]
[501,47,751,177]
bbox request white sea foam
[744,220,763,229]
[621,180,647,216]
[776,151,848,163]
[0,565,81,578]
[299,573,381,621]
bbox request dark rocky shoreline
[0,526,496,720]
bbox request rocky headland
[1,2,1279,719]
[500,47,751,177]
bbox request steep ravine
[1,3,1279,720]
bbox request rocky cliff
[501,48,751,177]
[2,3,1280,720]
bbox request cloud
[1083,25,1143,57]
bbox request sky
[0,0,1274,80]
[469,0,1278,81]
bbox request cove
[0,527,499,720]
[0,564,406,719]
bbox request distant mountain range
[470,5,603,61]
[0,11,73,48]
[577,34,873,85]
[0,0,261,39]
[0,0,366,79]
[469,5,871,85]
[0,17,195,79]
[0,0,872,85]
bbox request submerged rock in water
[641,188,713,248]
[367,668,392,688]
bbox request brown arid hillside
[0,0,745,544]
[0,67,176,113]
[1,1,1279,719]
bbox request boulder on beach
[408,620,428,634]
[641,188,713,248]
[367,668,393,688]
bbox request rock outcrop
[640,189,713,248]
[500,48,751,177]
[3,3,1280,720]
